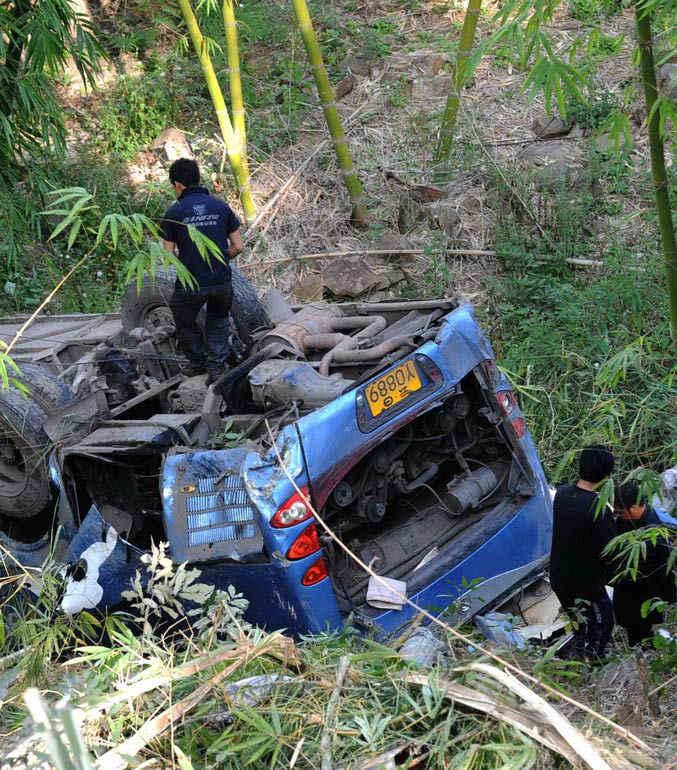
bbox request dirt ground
[61,2,656,313]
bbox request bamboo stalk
[436,0,483,166]
[320,656,350,770]
[176,0,256,223]
[96,665,233,770]
[240,248,602,270]
[635,7,677,337]
[241,247,496,270]
[404,673,578,764]
[471,663,614,770]
[222,1,251,191]
[290,0,368,224]
[244,102,369,237]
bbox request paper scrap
[366,575,407,610]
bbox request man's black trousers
[170,282,233,376]
[556,591,614,661]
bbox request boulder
[334,74,356,100]
[410,52,448,76]
[346,57,370,77]
[411,183,448,204]
[397,192,428,234]
[322,257,381,298]
[410,75,452,101]
[519,140,586,167]
[151,128,191,161]
[532,113,573,139]
[428,200,461,236]
[292,274,324,303]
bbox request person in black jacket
[550,446,618,660]
[161,158,244,383]
[612,482,676,647]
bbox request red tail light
[511,417,527,438]
[497,390,527,438]
[479,359,500,389]
[287,523,321,560]
[271,486,313,528]
[302,557,329,586]
[497,390,517,416]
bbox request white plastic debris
[366,576,407,610]
[413,546,438,571]
[475,612,527,650]
[399,627,446,667]
[60,527,118,615]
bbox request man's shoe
[206,367,227,386]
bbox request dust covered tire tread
[119,266,267,334]
[0,389,51,519]
[10,363,75,415]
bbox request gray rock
[410,52,448,76]
[429,200,461,235]
[519,140,586,168]
[531,161,585,192]
[292,274,323,303]
[334,74,356,100]
[322,257,381,298]
[410,75,452,101]
[411,183,448,203]
[519,140,589,191]
[346,57,370,77]
[532,113,573,139]
[151,128,191,160]
[375,269,406,290]
[370,233,408,255]
[595,131,630,155]
[397,192,427,234]
[658,62,677,101]
[458,194,483,214]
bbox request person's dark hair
[578,444,615,483]
[614,481,644,511]
[169,158,200,187]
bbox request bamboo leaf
[66,219,82,250]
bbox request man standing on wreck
[161,158,243,384]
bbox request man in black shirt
[160,158,243,382]
[612,482,676,647]
[550,446,617,660]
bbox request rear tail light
[271,486,313,528]
[302,557,329,586]
[478,359,500,389]
[497,390,527,439]
[497,390,517,416]
[287,523,321,560]
[511,417,527,438]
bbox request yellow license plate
[365,360,422,417]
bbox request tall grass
[484,167,675,480]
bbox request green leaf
[66,218,82,250]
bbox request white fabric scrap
[366,576,407,610]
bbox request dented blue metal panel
[159,426,342,635]
[163,448,263,564]
[297,304,497,507]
